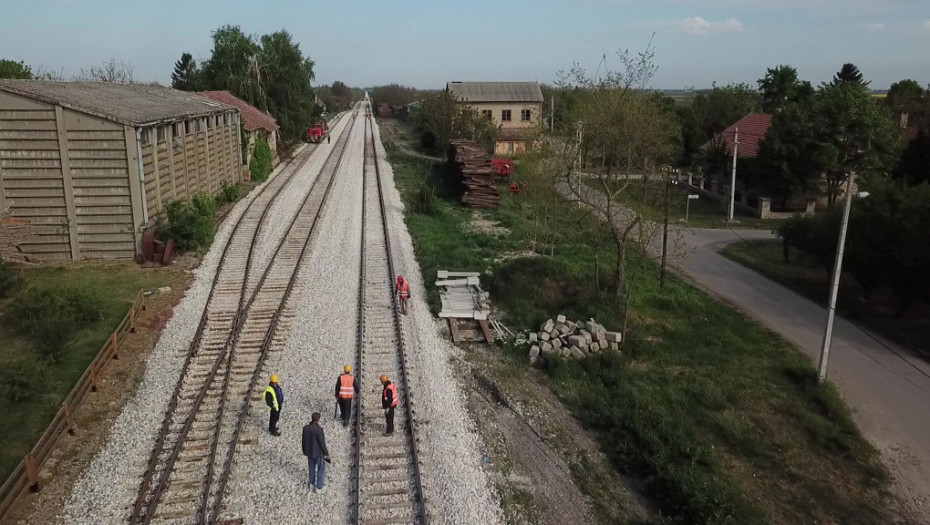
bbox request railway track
[130,107,360,525]
[352,108,428,525]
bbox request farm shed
[200,90,279,171]
[0,80,242,261]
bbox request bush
[419,130,436,150]
[0,261,23,298]
[217,180,245,205]
[5,287,105,362]
[159,193,217,252]
[0,357,45,403]
[250,135,273,182]
[411,182,438,216]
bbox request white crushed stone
[370,117,504,524]
[219,110,365,523]
[59,128,341,524]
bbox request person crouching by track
[302,412,331,492]
[335,365,359,427]
[264,374,284,436]
[381,375,398,434]
[396,275,410,315]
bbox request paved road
[674,227,930,520]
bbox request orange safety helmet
[380,374,389,383]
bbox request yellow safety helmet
[270,374,279,383]
[380,374,389,383]
[344,364,352,373]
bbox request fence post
[90,362,98,393]
[62,402,76,436]
[130,306,136,333]
[25,454,39,493]
[111,333,119,360]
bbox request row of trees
[170,25,317,143]
[0,57,132,83]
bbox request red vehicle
[307,123,327,143]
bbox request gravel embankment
[370,118,503,524]
[59,134,334,523]
[219,111,365,522]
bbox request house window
[501,109,512,122]
[223,114,229,126]
[174,122,184,138]
[481,109,492,119]
[185,120,193,135]
[140,128,151,146]
[521,109,531,122]
[156,126,167,143]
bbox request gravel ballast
[59,129,340,523]
[370,117,503,524]
[219,111,365,523]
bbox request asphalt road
[674,227,930,520]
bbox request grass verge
[382,123,895,524]
[0,262,186,483]
[721,239,929,358]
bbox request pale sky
[1,0,929,90]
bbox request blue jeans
[308,455,326,490]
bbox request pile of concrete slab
[527,315,622,364]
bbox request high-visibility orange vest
[398,280,409,299]
[383,382,399,407]
[339,374,355,399]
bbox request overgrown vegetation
[0,264,185,482]
[157,193,217,252]
[216,180,245,205]
[0,261,23,298]
[383,123,895,524]
[414,90,499,153]
[250,134,273,182]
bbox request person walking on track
[381,374,398,435]
[264,374,284,437]
[396,275,410,315]
[301,412,330,492]
[335,365,359,427]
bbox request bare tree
[545,41,681,332]
[33,65,66,81]
[77,58,134,83]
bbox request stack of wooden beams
[449,140,499,208]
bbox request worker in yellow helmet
[334,365,359,427]
[264,374,284,437]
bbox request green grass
[722,239,930,357]
[0,263,183,483]
[383,125,894,524]
[595,179,785,230]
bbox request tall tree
[895,129,930,186]
[757,65,813,114]
[77,58,134,83]
[832,63,867,87]
[200,25,265,109]
[258,30,316,142]
[171,52,200,91]
[414,90,499,152]
[756,103,825,205]
[0,59,33,79]
[691,83,762,137]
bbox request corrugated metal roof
[701,113,773,158]
[200,91,279,133]
[0,80,236,127]
[446,82,543,103]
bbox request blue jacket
[264,383,284,411]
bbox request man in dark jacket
[381,374,398,434]
[263,374,284,436]
[301,412,330,491]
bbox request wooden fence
[0,290,146,521]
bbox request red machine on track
[307,122,328,143]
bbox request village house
[0,80,242,261]
[446,81,543,155]
[201,90,279,172]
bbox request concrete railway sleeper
[352,106,428,525]
[130,107,360,524]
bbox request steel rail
[130,111,355,524]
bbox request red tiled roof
[702,113,773,159]
[200,90,279,133]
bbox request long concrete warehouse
[0,80,242,261]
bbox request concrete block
[540,319,555,333]
[590,342,600,352]
[559,324,572,336]
[556,314,566,324]
[605,332,622,343]
[552,338,562,349]
[528,332,538,342]
[571,347,586,359]
[576,321,586,330]
[541,341,553,353]
[539,331,550,341]
[529,345,540,358]
[561,348,573,358]
[554,322,566,333]
[580,330,593,345]
[568,335,585,347]
[549,330,560,339]
[609,342,619,351]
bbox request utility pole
[817,172,856,383]
[728,127,739,222]
[660,170,670,288]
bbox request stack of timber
[436,270,494,343]
[449,140,500,208]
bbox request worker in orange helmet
[396,275,410,315]
[334,365,359,427]
[380,374,399,435]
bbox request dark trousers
[338,398,353,423]
[269,409,280,433]
[384,406,395,434]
